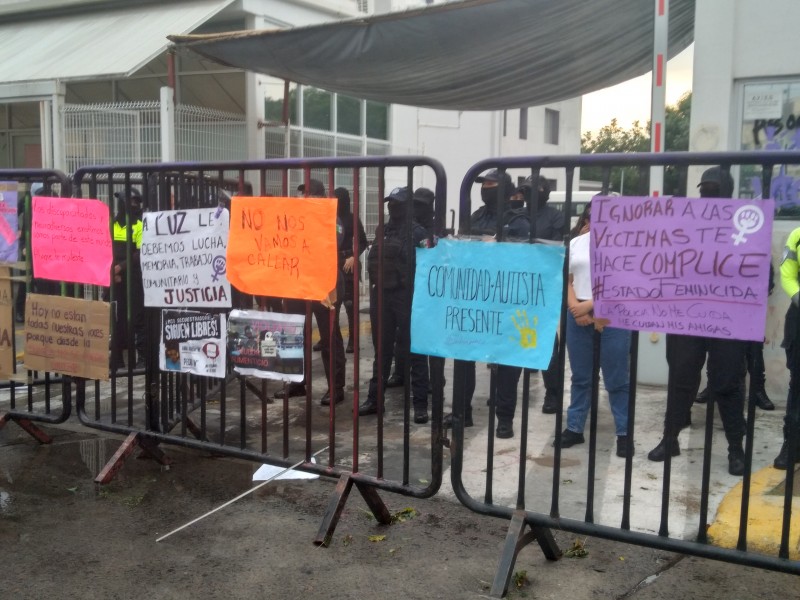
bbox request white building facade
[688,0,800,397]
[0,0,581,235]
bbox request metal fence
[450,150,800,596]
[0,169,73,442]
[69,156,447,545]
[264,125,393,241]
[62,102,246,174]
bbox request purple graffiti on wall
[750,120,800,208]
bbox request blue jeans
[565,312,631,436]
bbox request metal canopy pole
[649,0,669,196]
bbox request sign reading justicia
[140,208,232,308]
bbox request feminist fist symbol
[510,309,538,349]
[731,205,765,246]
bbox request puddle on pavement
[0,489,12,513]
[79,438,111,478]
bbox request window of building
[303,87,332,131]
[545,108,560,145]
[519,107,528,140]
[337,94,361,135]
[366,101,389,140]
[264,79,297,125]
[738,79,800,217]
[503,110,507,137]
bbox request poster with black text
[160,310,226,378]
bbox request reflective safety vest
[112,220,143,261]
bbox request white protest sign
[141,208,231,307]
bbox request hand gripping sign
[226,197,338,301]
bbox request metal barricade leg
[94,432,172,485]
[314,472,392,547]
[0,414,53,443]
[490,510,561,598]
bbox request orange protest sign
[226,197,338,300]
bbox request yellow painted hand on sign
[510,309,537,348]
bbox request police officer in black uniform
[358,186,430,422]
[443,169,523,438]
[506,176,565,413]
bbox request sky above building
[581,44,694,135]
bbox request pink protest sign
[32,197,112,286]
[591,195,774,342]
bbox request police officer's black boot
[647,436,680,462]
[358,396,382,416]
[443,408,473,428]
[728,442,746,476]
[773,424,800,470]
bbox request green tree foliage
[581,92,691,195]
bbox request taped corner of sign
[252,457,319,482]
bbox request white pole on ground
[156,446,328,543]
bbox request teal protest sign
[411,238,564,369]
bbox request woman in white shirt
[555,202,632,458]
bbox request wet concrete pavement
[2,423,798,600]
[2,315,799,598]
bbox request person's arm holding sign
[567,274,593,325]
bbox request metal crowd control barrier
[0,169,73,444]
[71,157,447,544]
[450,151,800,597]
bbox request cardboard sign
[591,196,774,341]
[411,239,565,369]
[228,309,305,382]
[0,267,15,377]
[0,182,19,264]
[141,208,232,307]
[226,197,337,301]
[31,196,112,286]
[24,293,110,380]
[160,310,226,378]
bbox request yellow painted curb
[708,466,800,559]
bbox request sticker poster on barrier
[590,195,775,341]
[0,182,19,264]
[31,196,112,286]
[0,267,14,377]
[24,293,111,380]
[140,208,232,308]
[228,309,305,382]
[225,197,337,301]
[411,238,565,370]
[160,310,226,378]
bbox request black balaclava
[481,186,499,209]
[387,199,407,224]
[334,187,351,219]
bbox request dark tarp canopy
[169,0,694,111]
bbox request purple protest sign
[591,195,774,342]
